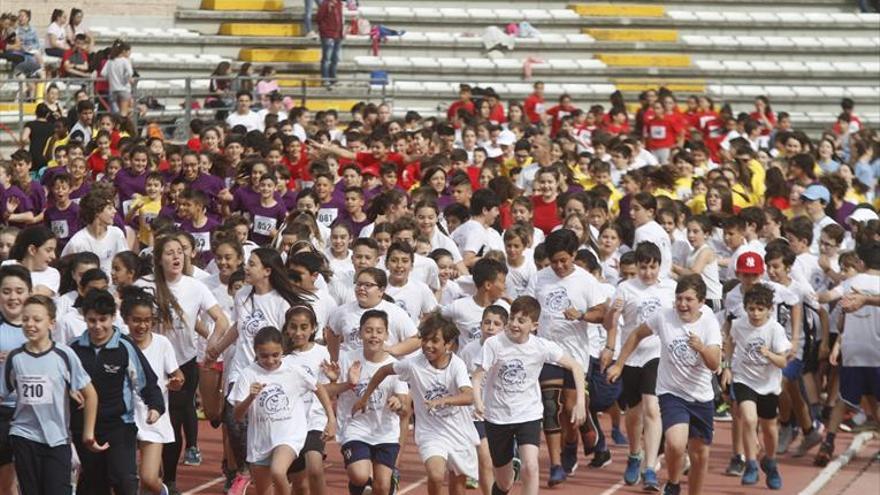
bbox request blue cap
[801,184,830,203]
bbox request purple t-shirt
[24,181,47,215]
[182,173,225,215]
[181,216,221,265]
[336,213,371,237]
[280,190,298,211]
[0,185,34,229]
[70,182,91,204]
[114,168,147,204]
[44,202,81,245]
[249,201,288,246]
[40,165,67,186]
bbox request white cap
[497,129,516,147]
[849,208,879,224]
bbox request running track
[174,416,876,495]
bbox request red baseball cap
[735,252,765,275]
[361,165,380,177]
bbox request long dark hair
[153,236,186,329]
[10,226,55,262]
[246,248,307,309]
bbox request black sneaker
[561,442,579,475]
[662,482,681,495]
[724,454,746,477]
[589,449,612,469]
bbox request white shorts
[418,440,479,480]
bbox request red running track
[173,416,865,495]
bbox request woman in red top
[86,130,119,176]
[523,81,545,124]
[530,166,563,235]
[546,94,576,138]
[749,95,776,136]
[644,102,682,164]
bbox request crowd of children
[0,72,877,495]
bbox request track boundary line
[799,431,877,495]
[183,475,226,495]
[398,475,429,494]
[598,480,626,495]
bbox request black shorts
[0,406,14,465]
[10,436,72,494]
[619,359,659,409]
[539,363,578,390]
[341,441,400,469]
[484,419,542,468]
[474,420,486,440]
[732,383,779,420]
[288,430,326,473]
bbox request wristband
[603,346,614,352]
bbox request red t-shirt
[645,116,680,150]
[282,150,310,185]
[531,195,560,235]
[489,103,507,125]
[749,111,776,135]
[355,151,405,173]
[447,100,475,121]
[87,150,119,175]
[400,160,422,191]
[524,94,545,124]
[603,121,630,136]
[547,104,576,137]
[186,137,201,152]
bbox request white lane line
[184,476,226,494]
[598,480,626,495]
[799,431,876,495]
[399,476,429,494]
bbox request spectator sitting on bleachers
[44,8,69,58]
[14,10,42,69]
[60,33,91,79]
[64,8,92,52]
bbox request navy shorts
[619,358,659,409]
[732,383,779,420]
[839,366,880,408]
[539,363,579,390]
[474,420,486,440]
[588,356,623,413]
[659,394,715,445]
[0,406,13,465]
[288,430,326,473]
[782,358,804,381]
[484,419,542,468]
[341,441,400,469]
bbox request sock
[348,482,367,495]
[491,482,510,495]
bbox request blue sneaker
[612,427,628,445]
[662,482,681,495]
[643,468,660,491]
[624,454,643,485]
[761,457,783,490]
[741,459,759,485]
[561,442,579,475]
[548,464,567,487]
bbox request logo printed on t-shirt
[353,381,385,411]
[243,309,266,339]
[499,359,528,393]
[668,337,700,367]
[544,287,571,313]
[258,383,291,416]
[637,298,663,323]
[424,382,453,417]
[745,337,768,364]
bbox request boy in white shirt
[800,184,838,256]
[526,229,607,483]
[608,274,723,495]
[721,216,752,282]
[472,296,586,495]
[814,240,880,467]
[452,189,505,269]
[784,216,825,292]
[503,225,536,300]
[441,258,510,352]
[601,241,675,490]
[354,314,480,495]
[721,284,789,489]
[631,193,673,279]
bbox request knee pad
[541,386,563,432]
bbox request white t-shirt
[134,275,218,365]
[832,273,880,367]
[613,277,676,367]
[475,333,564,425]
[792,252,825,292]
[724,281,799,325]
[588,283,619,358]
[305,286,336,336]
[429,228,463,261]
[528,265,606,371]
[225,110,264,132]
[228,288,292,385]
[647,307,722,402]
[335,350,408,445]
[440,280,466,306]
[441,297,510,351]
[284,344,331,432]
[412,254,441,291]
[393,353,479,448]
[229,361,315,462]
[61,226,129,274]
[505,257,537,300]
[634,221,672,279]
[327,300,418,355]
[135,334,179,443]
[1,261,61,294]
[451,220,504,258]
[810,216,838,255]
[730,319,791,395]
[385,279,438,323]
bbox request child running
[354,313,480,495]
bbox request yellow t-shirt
[131,194,163,245]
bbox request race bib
[317,207,338,227]
[50,220,70,239]
[192,232,211,252]
[535,103,546,115]
[18,375,53,405]
[650,125,667,140]
[253,215,277,236]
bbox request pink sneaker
[227,473,251,495]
